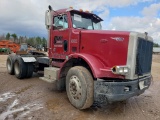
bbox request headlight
[123,67,129,73]
[112,66,129,75]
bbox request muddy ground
[0,55,160,120]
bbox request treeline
[153,43,160,47]
[0,33,47,48]
[1,33,159,48]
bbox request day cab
[43,6,153,109]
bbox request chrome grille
[135,37,153,75]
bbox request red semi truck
[6,6,153,109]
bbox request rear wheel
[26,63,34,78]
[66,66,94,109]
[6,54,16,75]
[14,57,27,79]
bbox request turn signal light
[85,10,89,13]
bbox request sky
[0,0,160,44]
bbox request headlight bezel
[112,66,129,75]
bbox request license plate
[139,81,145,90]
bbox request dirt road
[0,55,160,120]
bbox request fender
[59,53,123,79]
[69,53,105,78]
[21,57,36,62]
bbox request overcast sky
[0,0,159,44]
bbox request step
[39,77,56,83]
[39,67,60,83]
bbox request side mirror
[45,10,52,29]
[53,24,63,30]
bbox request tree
[42,37,47,47]
[6,33,10,40]
[26,37,35,47]
[11,33,17,42]
[153,42,159,47]
[36,36,42,44]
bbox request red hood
[80,30,130,68]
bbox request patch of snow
[0,91,43,120]
[0,92,15,102]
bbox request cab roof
[53,8,103,21]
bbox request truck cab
[46,8,102,66]
[37,6,154,109]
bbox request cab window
[71,11,102,30]
[53,15,68,30]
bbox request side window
[53,15,68,30]
[63,15,68,29]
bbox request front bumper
[94,76,151,104]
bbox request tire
[56,78,65,91]
[66,66,94,109]
[26,63,34,78]
[6,48,11,55]
[6,54,16,75]
[14,56,27,79]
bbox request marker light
[66,7,73,12]
[79,9,83,12]
[85,10,89,13]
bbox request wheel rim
[7,59,11,71]
[14,61,20,75]
[69,75,82,100]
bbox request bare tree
[0,34,5,41]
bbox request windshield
[70,11,102,30]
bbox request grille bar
[135,38,153,75]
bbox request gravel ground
[0,54,160,120]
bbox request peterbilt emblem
[111,37,124,41]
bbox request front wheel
[66,66,94,109]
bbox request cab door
[51,14,70,60]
